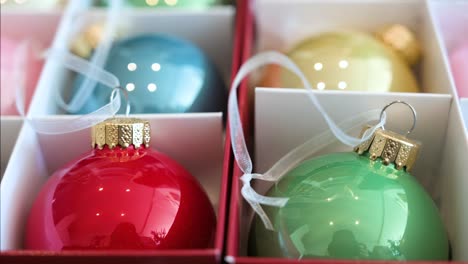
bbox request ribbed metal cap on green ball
[354,126,420,171]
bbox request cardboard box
[0,11,61,178]
[226,0,468,263]
[0,1,238,263]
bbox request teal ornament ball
[71,34,226,114]
[249,129,449,261]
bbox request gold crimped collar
[91,118,151,149]
[354,126,420,171]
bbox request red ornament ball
[26,145,216,250]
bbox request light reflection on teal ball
[71,34,226,114]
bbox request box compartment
[1,1,239,263]
[225,0,468,263]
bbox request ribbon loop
[57,0,123,113]
[12,0,126,135]
[228,51,387,230]
[25,49,123,135]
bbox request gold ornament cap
[354,126,420,171]
[91,118,151,149]
[375,24,421,66]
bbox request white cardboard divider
[253,0,452,95]
[438,100,468,261]
[28,1,234,115]
[428,6,468,256]
[0,113,224,250]
[462,98,468,130]
[428,0,468,133]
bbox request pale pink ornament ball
[1,37,43,115]
[450,42,468,98]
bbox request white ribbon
[228,51,386,230]
[12,0,127,134]
[30,49,125,134]
[12,43,123,134]
[57,0,123,113]
[8,4,125,133]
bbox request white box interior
[0,118,23,178]
[428,0,468,132]
[253,0,453,95]
[29,1,234,116]
[0,113,224,250]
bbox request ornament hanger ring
[379,100,417,136]
[110,86,131,116]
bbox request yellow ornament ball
[261,25,421,93]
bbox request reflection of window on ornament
[126,83,135,92]
[338,81,348,90]
[314,62,323,71]
[145,0,159,6]
[147,83,157,92]
[317,82,326,90]
[339,60,349,69]
[127,63,137,71]
[152,63,161,71]
[165,0,178,6]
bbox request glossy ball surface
[26,146,216,250]
[71,34,226,114]
[249,152,448,260]
[261,31,420,93]
[450,42,468,98]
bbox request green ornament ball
[249,152,449,260]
